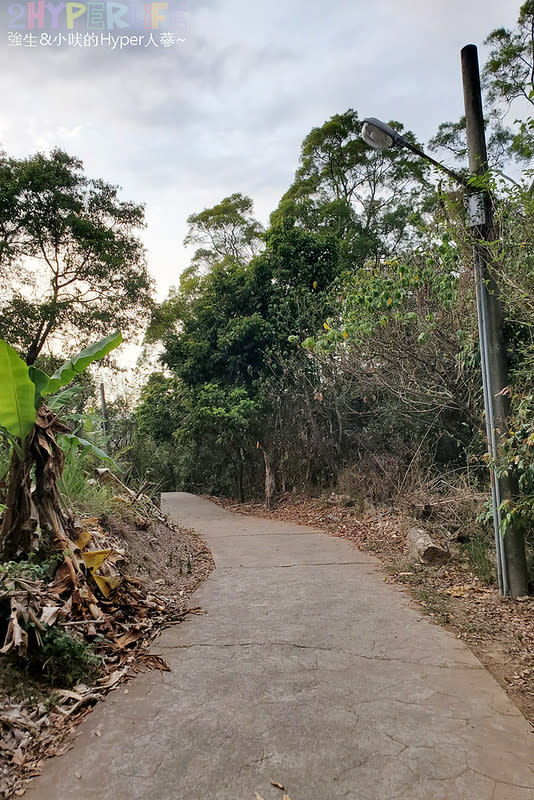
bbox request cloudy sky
[1,0,519,302]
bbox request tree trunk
[0,446,37,560]
[237,450,245,503]
[263,449,276,511]
[0,405,72,560]
[32,406,72,554]
[406,526,449,565]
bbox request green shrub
[0,554,63,583]
[27,626,101,688]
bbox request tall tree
[271,109,431,264]
[0,148,154,363]
[184,192,264,273]
[430,3,534,167]
[484,0,534,159]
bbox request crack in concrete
[162,640,485,671]
[491,781,534,799]
[471,768,534,791]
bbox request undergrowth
[25,626,101,688]
[57,451,115,517]
[0,554,62,584]
[463,533,496,585]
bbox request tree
[140,219,345,501]
[428,117,517,168]
[184,192,264,273]
[485,1,534,108]
[430,3,534,167]
[0,148,154,364]
[484,0,534,159]
[271,110,431,265]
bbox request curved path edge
[28,493,534,800]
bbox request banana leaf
[28,366,50,408]
[45,332,122,395]
[58,433,122,471]
[0,340,37,440]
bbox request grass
[412,585,452,625]
[463,533,496,585]
[57,452,115,517]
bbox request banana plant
[0,332,122,559]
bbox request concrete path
[30,493,534,800]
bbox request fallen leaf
[39,605,63,626]
[82,550,111,571]
[74,530,92,550]
[92,573,121,598]
[271,781,285,790]
[81,517,99,527]
[112,630,144,650]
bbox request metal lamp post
[361,45,529,596]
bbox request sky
[1,0,520,304]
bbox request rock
[326,493,354,508]
[406,526,449,564]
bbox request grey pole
[100,382,110,440]
[461,44,528,596]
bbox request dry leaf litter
[1,480,214,798]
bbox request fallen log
[405,526,449,564]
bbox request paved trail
[31,493,534,800]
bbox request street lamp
[361,117,468,186]
[361,46,529,597]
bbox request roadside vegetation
[132,2,534,586]
[0,157,212,797]
[0,1,533,795]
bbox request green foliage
[464,533,496,585]
[129,14,534,563]
[0,340,37,440]
[429,3,534,171]
[26,626,101,688]
[497,392,534,545]
[0,148,153,364]
[484,1,534,109]
[0,332,123,450]
[428,116,516,169]
[45,331,123,396]
[0,331,123,559]
[57,449,115,517]
[58,433,121,471]
[271,109,431,264]
[305,238,460,349]
[184,192,264,273]
[0,554,62,583]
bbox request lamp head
[361,117,401,150]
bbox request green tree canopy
[0,148,154,364]
[184,192,264,273]
[430,3,534,167]
[271,109,431,264]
